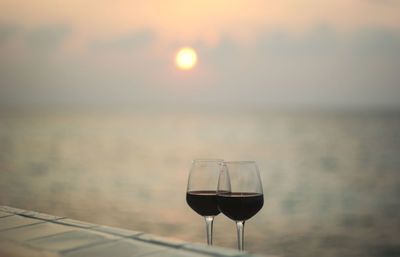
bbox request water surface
[1,108,399,257]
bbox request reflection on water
[1,109,400,257]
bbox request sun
[176,47,197,70]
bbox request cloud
[0,24,20,44]
[25,25,70,53]
[195,26,400,107]
[1,0,400,47]
[350,28,400,56]
[90,29,155,51]
[1,23,400,108]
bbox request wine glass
[217,161,264,251]
[186,159,224,245]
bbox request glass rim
[192,159,224,163]
[220,161,257,165]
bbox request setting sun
[176,47,197,70]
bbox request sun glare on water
[176,47,197,70]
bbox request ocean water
[0,108,400,257]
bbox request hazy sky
[1,0,400,108]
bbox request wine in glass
[217,161,264,251]
[186,159,223,245]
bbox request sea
[0,108,399,257]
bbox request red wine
[217,192,263,221]
[186,190,220,216]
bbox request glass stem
[204,216,214,245]
[236,220,245,251]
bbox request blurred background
[1,1,400,257]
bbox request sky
[1,0,400,108]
